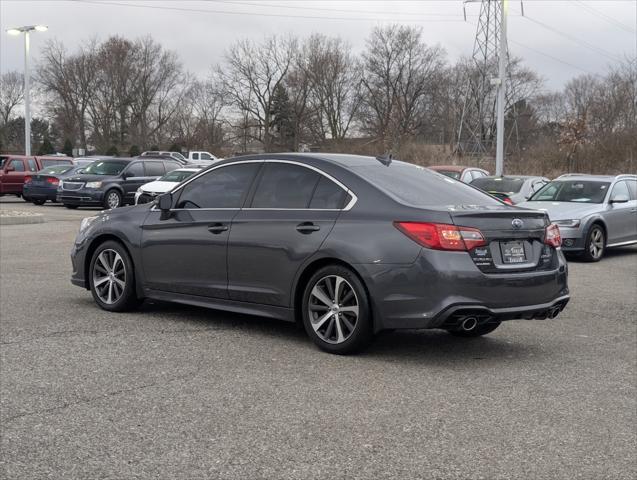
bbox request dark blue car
[23,165,86,205]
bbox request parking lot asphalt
[1,197,636,480]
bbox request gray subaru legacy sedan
[70,154,569,354]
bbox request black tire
[32,199,46,205]
[103,189,122,209]
[301,265,373,354]
[447,321,501,338]
[64,204,79,209]
[582,224,605,262]
[88,240,141,312]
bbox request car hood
[140,180,178,193]
[517,201,602,220]
[63,174,119,183]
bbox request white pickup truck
[186,151,219,163]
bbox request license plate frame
[500,240,526,264]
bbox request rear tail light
[544,223,562,248]
[46,177,59,186]
[394,222,487,251]
[502,197,514,205]
[24,176,32,183]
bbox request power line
[571,0,637,34]
[71,0,470,23]
[513,10,625,63]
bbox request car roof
[173,167,201,172]
[476,175,539,180]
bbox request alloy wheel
[92,249,126,304]
[308,275,359,344]
[106,192,120,209]
[589,228,604,259]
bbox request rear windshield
[159,170,198,182]
[82,160,129,176]
[471,177,525,193]
[39,165,73,175]
[530,180,610,203]
[351,161,500,207]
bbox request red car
[429,165,490,184]
[0,155,73,198]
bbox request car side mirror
[157,192,173,211]
[610,194,629,204]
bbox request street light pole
[6,25,47,157]
[23,30,31,156]
[495,0,508,176]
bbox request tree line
[0,25,634,174]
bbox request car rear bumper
[356,248,570,331]
[23,185,58,201]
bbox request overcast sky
[1,0,635,91]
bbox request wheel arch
[83,233,140,295]
[586,216,608,244]
[292,256,377,331]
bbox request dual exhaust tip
[457,305,563,331]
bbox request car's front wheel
[582,224,605,262]
[103,189,122,209]
[89,240,140,312]
[32,199,45,205]
[301,265,373,354]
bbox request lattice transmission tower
[455,0,520,172]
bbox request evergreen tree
[62,139,74,157]
[270,84,294,150]
[169,143,181,152]
[38,138,55,155]
[105,145,119,156]
[128,145,141,157]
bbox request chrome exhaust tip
[461,316,478,331]
[547,306,561,319]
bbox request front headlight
[136,187,143,194]
[79,216,99,235]
[85,181,102,189]
[554,219,581,228]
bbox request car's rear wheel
[104,189,122,209]
[582,224,605,262]
[32,199,45,205]
[447,321,501,338]
[89,240,140,312]
[301,265,372,354]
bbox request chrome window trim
[162,158,358,212]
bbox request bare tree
[303,34,362,141]
[219,35,297,152]
[360,25,446,151]
[0,71,24,125]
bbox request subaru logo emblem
[512,218,524,229]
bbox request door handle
[207,223,228,234]
[296,222,320,233]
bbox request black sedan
[70,154,569,354]
[22,164,85,205]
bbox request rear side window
[354,162,500,207]
[310,176,348,209]
[27,159,38,171]
[164,161,180,173]
[251,163,320,209]
[9,159,25,172]
[191,153,199,160]
[145,161,165,177]
[626,179,637,200]
[177,163,260,209]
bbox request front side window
[125,162,145,177]
[530,181,610,203]
[9,159,25,172]
[176,162,260,209]
[610,181,630,201]
[144,161,165,177]
[27,159,38,171]
[201,153,213,160]
[251,163,320,209]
